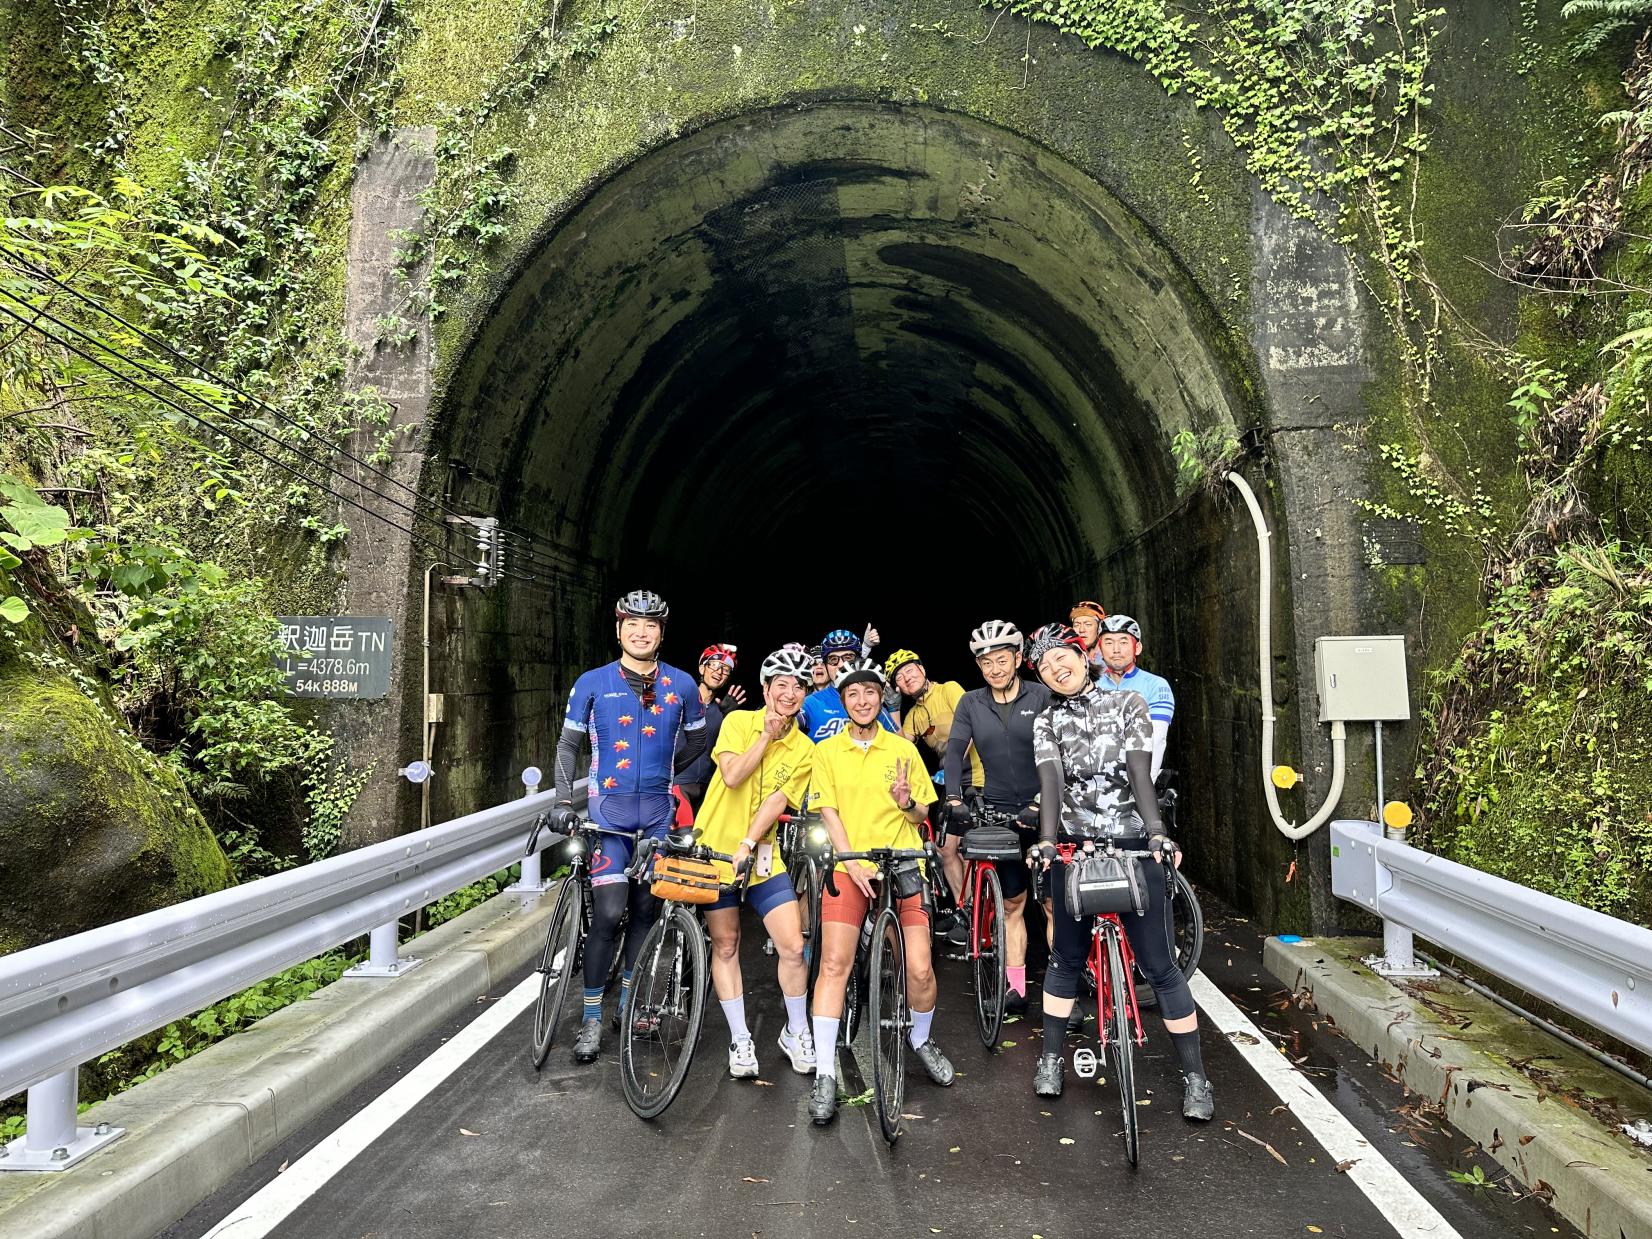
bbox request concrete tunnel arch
[422,100,1294,917]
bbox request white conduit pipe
[1225,471,1347,841]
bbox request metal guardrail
[0,776,581,1171]
[1330,818,1652,1058]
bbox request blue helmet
[820,628,860,656]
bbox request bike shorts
[821,876,928,930]
[588,792,674,888]
[711,871,796,917]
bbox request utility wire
[0,298,454,562]
[10,256,573,575]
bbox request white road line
[1189,971,1463,1239]
[202,973,540,1239]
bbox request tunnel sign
[276,616,394,699]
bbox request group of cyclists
[549,588,1215,1128]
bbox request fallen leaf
[1001,1040,1017,1047]
[1233,1126,1288,1166]
[277,1159,289,1174]
[1307,1228,1323,1235]
[949,1146,961,1153]
[753,1080,775,1087]
[1334,1158,1360,1173]
[742,1175,771,1183]
[1519,1134,1536,1146]
[459,1128,479,1137]
[1059,1137,1076,1146]
[900,1113,923,1120]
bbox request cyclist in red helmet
[675,643,748,811]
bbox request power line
[10,256,573,575]
[0,298,454,563]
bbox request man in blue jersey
[798,626,896,742]
[1093,614,1174,782]
[553,589,707,1063]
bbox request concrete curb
[0,888,554,1239]
[1265,936,1652,1239]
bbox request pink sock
[1007,966,1027,997]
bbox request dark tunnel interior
[438,101,1249,693]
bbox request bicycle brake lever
[524,813,546,858]
[822,854,840,898]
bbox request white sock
[812,1016,840,1078]
[720,995,750,1044]
[783,992,809,1035]
[909,1005,935,1050]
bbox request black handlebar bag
[892,859,927,901]
[959,826,1023,863]
[1064,851,1147,918]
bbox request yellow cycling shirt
[900,679,984,787]
[809,726,937,864]
[696,709,814,881]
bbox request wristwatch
[898,797,917,813]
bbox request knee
[774,936,805,969]
[907,961,935,990]
[819,947,851,981]
[710,934,740,964]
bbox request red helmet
[1026,622,1087,668]
[699,643,737,669]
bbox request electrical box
[1314,636,1410,722]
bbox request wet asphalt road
[162,894,1577,1239]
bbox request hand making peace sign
[890,757,912,809]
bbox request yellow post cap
[1271,765,1301,790]
[1382,801,1414,831]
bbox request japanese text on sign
[276,616,394,699]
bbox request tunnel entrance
[434,100,1277,914]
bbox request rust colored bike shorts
[821,874,929,930]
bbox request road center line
[1189,971,1462,1239]
[202,972,541,1239]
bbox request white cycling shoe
[728,1037,760,1079]
[777,1025,817,1074]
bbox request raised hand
[725,684,748,707]
[890,757,912,808]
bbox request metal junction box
[1314,635,1410,722]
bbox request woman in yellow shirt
[699,647,818,1081]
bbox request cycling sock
[908,1006,935,1050]
[783,992,809,1035]
[811,1016,840,1078]
[618,970,633,1015]
[582,987,602,1023]
[1007,966,1027,997]
[720,996,750,1043]
[1042,1004,1069,1046]
[1170,1029,1204,1075]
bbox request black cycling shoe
[573,1017,603,1063]
[1067,1001,1086,1034]
[1182,1071,1215,1121]
[1033,1051,1065,1097]
[912,1040,955,1086]
[1134,982,1158,1011]
[946,917,970,948]
[808,1075,839,1126]
[1005,990,1029,1017]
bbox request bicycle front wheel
[972,866,1006,1048]
[531,877,583,1069]
[620,905,707,1120]
[1171,868,1204,981]
[1103,923,1139,1169]
[792,859,823,998]
[867,906,908,1144]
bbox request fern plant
[1563,0,1652,59]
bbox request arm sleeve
[1033,711,1062,843]
[673,723,707,775]
[1126,749,1164,835]
[554,724,585,800]
[943,695,974,800]
[1149,719,1169,783]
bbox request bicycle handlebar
[819,843,937,898]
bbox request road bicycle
[523,810,633,1069]
[1038,839,1151,1168]
[777,810,829,997]
[1157,785,1204,980]
[953,796,1027,1047]
[820,841,939,1145]
[619,831,748,1119]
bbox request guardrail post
[343,919,423,980]
[0,1066,123,1172]
[1352,818,1439,980]
[505,765,551,897]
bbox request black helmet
[615,589,669,620]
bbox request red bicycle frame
[1054,843,1147,1050]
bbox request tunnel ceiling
[439,101,1249,650]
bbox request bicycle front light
[808,825,829,848]
[567,836,586,857]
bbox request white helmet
[969,619,1024,658]
[833,657,886,691]
[760,647,814,685]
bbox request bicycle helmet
[883,648,922,680]
[615,589,669,620]
[806,643,824,663]
[833,657,886,692]
[760,646,813,685]
[1100,614,1143,646]
[699,643,738,668]
[1069,600,1106,624]
[820,628,860,657]
[968,619,1023,658]
[1027,622,1087,667]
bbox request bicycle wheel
[1103,923,1139,1169]
[972,866,1007,1048]
[620,905,707,1120]
[531,877,583,1069]
[1171,868,1204,981]
[842,952,863,1048]
[867,907,908,1144]
[792,859,823,998]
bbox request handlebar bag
[891,859,926,901]
[959,825,1023,862]
[1064,851,1146,918]
[649,855,722,904]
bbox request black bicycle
[778,810,829,998]
[524,810,634,1069]
[1156,785,1204,980]
[820,842,939,1145]
[619,831,748,1119]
